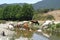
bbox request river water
[14,29,60,40]
[15,30,49,40]
[0,22,60,40]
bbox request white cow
[41,20,54,28]
[8,24,14,30]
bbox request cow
[41,20,54,29]
[23,22,30,30]
[30,20,39,25]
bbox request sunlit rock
[42,33,50,38]
[37,29,42,32]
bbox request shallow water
[14,28,60,40]
[0,30,60,40]
[49,32,60,40]
[0,22,60,40]
[15,30,49,40]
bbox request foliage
[0,8,3,19]
[37,8,50,13]
[0,4,34,21]
[56,23,60,28]
[46,15,55,20]
[21,4,34,20]
[46,23,60,32]
[0,4,56,21]
[37,8,55,14]
[33,14,55,20]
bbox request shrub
[56,23,60,28]
[33,14,55,21]
[37,8,50,13]
[46,15,55,20]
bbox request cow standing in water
[23,23,29,30]
[30,20,39,25]
[41,20,54,29]
[16,21,29,28]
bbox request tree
[15,5,22,20]
[3,5,22,20]
[0,8,3,19]
[3,6,10,20]
[1,4,34,21]
[22,4,34,20]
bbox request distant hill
[0,3,25,8]
[33,0,60,10]
[0,0,60,10]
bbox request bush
[46,23,60,32]
[33,14,55,21]
[37,8,50,13]
[46,15,55,20]
[56,23,60,28]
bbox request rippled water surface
[14,28,60,40]
[14,29,49,40]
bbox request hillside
[0,3,25,8]
[43,10,60,21]
[33,0,60,10]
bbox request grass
[43,23,60,33]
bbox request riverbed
[0,21,60,40]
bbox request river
[14,29,60,40]
[0,21,60,40]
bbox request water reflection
[43,30,60,40]
[15,28,33,38]
[50,32,60,40]
[14,28,49,40]
[14,28,60,40]
[32,33,49,40]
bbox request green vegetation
[37,8,54,13]
[56,23,60,28]
[32,8,55,20]
[0,4,34,21]
[37,8,49,13]
[46,23,60,32]
[46,15,55,20]
[0,3,55,21]
[33,14,54,20]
